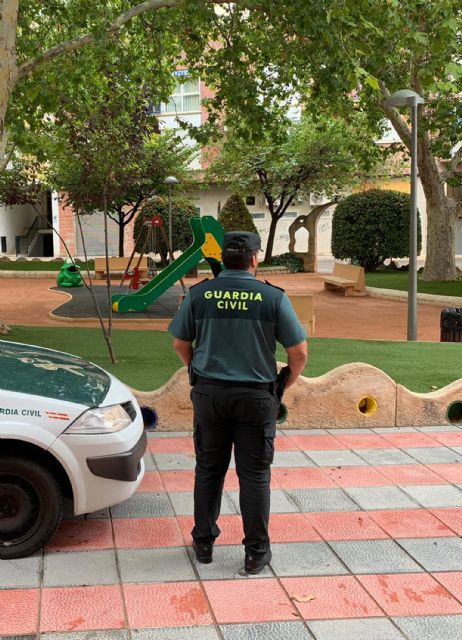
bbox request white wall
[188,177,429,261]
[0,204,36,255]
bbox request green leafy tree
[210,115,378,263]
[218,194,259,235]
[51,72,194,258]
[213,1,462,280]
[331,189,422,272]
[133,195,198,258]
[0,0,232,172]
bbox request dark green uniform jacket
[168,270,306,383]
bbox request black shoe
[192,541,213,564]
[245,549,272,575]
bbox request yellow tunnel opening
[357,396,378,417]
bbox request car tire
[0,455,63,559]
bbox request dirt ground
[0,273,446,341]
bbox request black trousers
[191,382,278,554]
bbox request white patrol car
[0,340,147,559]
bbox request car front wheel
[0,456,63,559]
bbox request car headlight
[65,404,132,434]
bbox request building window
[163,77,200,114]
[251,212,265,220]
[282,211,297,218]
[1,236,6,253]
[246,196,256,206]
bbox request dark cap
[222,231,261,254]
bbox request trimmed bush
[331,189,422,271]
[133,195,198,254]
[271,253,303,272]
[218,194,259,235]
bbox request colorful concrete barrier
[132,363,462,431]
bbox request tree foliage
[210,114,378,262]
[47,65,195,257]
[331,189,422,271]
[204,1,462,280]
[218,194,258,235]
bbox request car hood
[0,341,111,407]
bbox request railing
[24,216,39,255]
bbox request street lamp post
[383,89,425,341]
[163,176,179,258]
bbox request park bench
[321,262,366,296]
[93,256,149,280]
[287,293,315,336]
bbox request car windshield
[0,341,111,407]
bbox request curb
[366,286,462,308]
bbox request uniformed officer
[168,231,307,574]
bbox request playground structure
[56,259,83,288]
[112,215,224,313]
[288,201,336,272]
[132,362,462,431]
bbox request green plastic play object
[112,216,223,313]
[57,259,83,288]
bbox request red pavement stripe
[272,467,336,489]
[305,511,390,541]
[379,432,442,448]
[107,508,459,550]
[46,519,114,552]
[40,585,125,633]
[333,433,392,449]
[357,573,462,616]
[147,434,299,453]
[113,517,183,549]
[203,578,298,624]
[177,513,322,546]
[139,464,456,492]
[377,464,444,485]
[284,434,349,450]
[148,436,194,454]
[281,575,384,620]
[124,582,213,628]
[428,464,462,484]
[429,508,462,536]
[0,588,40,635]
[368,509,456,538]
[428,432,462,447]
[5,572,462,637]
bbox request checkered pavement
[3,426,462,639]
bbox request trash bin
[440,308,462,342]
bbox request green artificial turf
[0,259,94,271]
[3,326,461,393]
[365,271,462,297]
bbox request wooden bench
[93,256,149,280]
[288,293,315,336]
[321,263,366,296]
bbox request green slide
[112,216,223,313]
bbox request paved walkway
[3,426,462,639]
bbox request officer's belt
[195,375,275,391]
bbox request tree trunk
[264,215,279,264]
[423,196,457,281]
[0,0,19,168]
[119,213,125,257]
[103,187,116,362]
[417,142,458,281]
